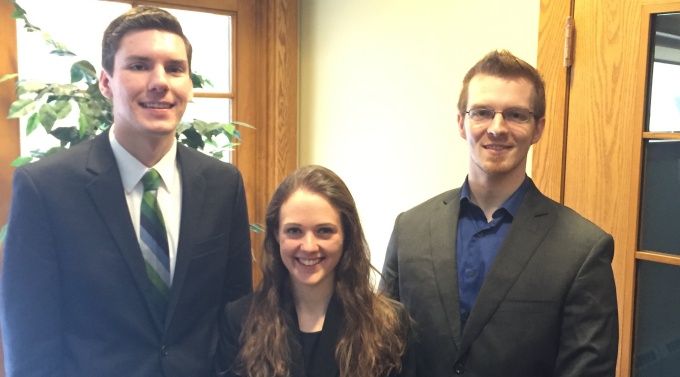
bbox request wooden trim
[230,0,298,285]
[636,251,680,266]
[643,132,680,140]
[533,0,573,203]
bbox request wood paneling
[534,0,680,374]
[564,0,642,374]
[533,0,572,202]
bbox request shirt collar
[460,175,530,218]
[109,124,178,194]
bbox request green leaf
[231,121,255,129]
[222,123,236,136]
[78,111,93,139]
[25,113,40,135]
[10,156,33,167]
[0,73,19,83]
[8,98,37,118]
[51,83,78,97]
[249,223,265,233]
[16,79,47,94]
[71,60,97,84]
[53,100,72,120]
[51,49,76,57]
[39,103,57,130]
[50,127,79,142]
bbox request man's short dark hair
[102,6,192,74]
[457,50,546,121]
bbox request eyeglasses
[465,108,534,124]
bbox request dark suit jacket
[0,129,253,377]
[216,294,416,377]
[380,179,619,377]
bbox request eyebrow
[124,55,188,66]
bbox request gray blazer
[380,179,618,377]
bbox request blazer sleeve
[379,214,402,300]
[215,297,250,377]
[222,171,253,304]
[554,233,619,377]
[393,303,417,377]
[0,168,65,377]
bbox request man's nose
[148,66,169,92]
[487,112,509,136]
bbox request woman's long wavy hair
[234,165,408,377]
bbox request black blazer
[380,179,619,377]
[0,129,253,377]
[216,294,416,377]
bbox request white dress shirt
[109,126,182,282]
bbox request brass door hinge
[564,17,574,67]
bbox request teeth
[298,258,321,266]
[142,103,171,109]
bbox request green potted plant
[0,0,259,242]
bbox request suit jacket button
[161,345,169,357]
[454,363,465,374]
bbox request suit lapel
[85,130,164,332]
[459,181,556,351]
[309,296,341,377]
[288,295,341,377]
[164,146,207,329]
[430,189,463,350]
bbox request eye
[316,227,336,237]
[504,108,532,123]
[468,108,494,120]
[128,63,148,71]
[282,226,302,236]
[166,65,186,75]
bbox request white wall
[299,0,540,279]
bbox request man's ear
[457,113,467,140]
[99,69,113,99]
[532,117,546,144]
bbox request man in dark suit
[380,50,619,377]
[0,6,252,377]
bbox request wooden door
[535,0,680,375]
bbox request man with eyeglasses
[380,50,619,377]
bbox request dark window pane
[639,140,680,255]
[633,260,680,376]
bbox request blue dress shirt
[456,176,530,328]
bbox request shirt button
[454,362,465,374]
[161,345,169,357]
[465,269,476,278]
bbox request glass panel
[633,260,680,376]
[162,8,232,93]
[639,140,680,255]
[646,13,680,132]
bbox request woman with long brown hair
[215,165,415,377]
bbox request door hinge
[564,17,574,67]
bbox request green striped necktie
[140,169,170,313]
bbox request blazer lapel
[309,296,341,377]
[430,189,463,351]
[459,181,556,351]
[85,130,164,332]
[288,295,341,377]
[164,146,207,329]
